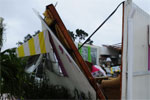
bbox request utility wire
[78,1,125,50]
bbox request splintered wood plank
[46,4,106,99]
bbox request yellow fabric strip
[38,32,46,53]
[18,45,25,57]
[28,38,36,56]
[110,67,114,74]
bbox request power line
[78,1,125,50]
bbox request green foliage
[0,48,28,98]
[17,30,41,44]
[68,30,76,41]
[16,41,23,46]
[0,18,5,51]
[33,30,40,37]
[86,38,93,45]
[68,29,93,45]
[23,76,73,99]
[76,29,88,42]
[0,48,73,99]
[24,34,32,43]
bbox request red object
[92,65,100,73]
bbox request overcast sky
[0,0,150,51]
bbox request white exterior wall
[122,1,150,99]
[83,44,100,66]
[78,44,120,66]
[100,46,119,56]
[132,5,150,99]
[76,43,100,65]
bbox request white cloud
[0,0,149,51]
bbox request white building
[77,43,121,66]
